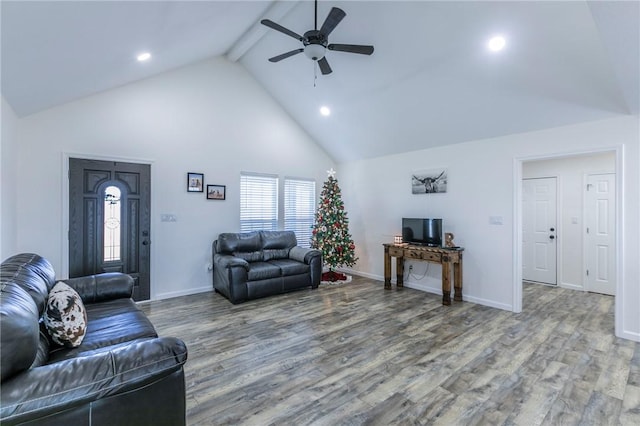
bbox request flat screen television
[402,218,443,247]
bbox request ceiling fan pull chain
[314,62,317,87]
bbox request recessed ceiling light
[320,106,331,116]
[487,36,506,52]
[137,52,152,62]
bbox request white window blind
[284,178,316,247]
[240,173,278,232]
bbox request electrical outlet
[409,264,413,271]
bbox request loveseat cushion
[44,282,87,347]
[247,262,282,281]
[0,283,39,381]
[218,232,261,254]
[47,298,157,364]
[267,259,310,276]
[262,231,297,260]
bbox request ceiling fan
[260,0,374,75]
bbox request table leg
[396,257,404,288]
[384,248,391,290]
[454,255,463,302]
[442,257,451,305]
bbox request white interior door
[585,173,616,295]
[523,177,557,285]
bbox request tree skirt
[320,271,352,285]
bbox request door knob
[549,235,555,240]
[142,240,150,246]
[550,227,555,232]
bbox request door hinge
[586,183,593,191]
[586,227,589,234]
[586,269,589,276]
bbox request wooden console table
[383,243,464,305]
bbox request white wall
[13,57,335,299]
[339,116,639,341]
[523,152,615,289]
[1,96,19,260]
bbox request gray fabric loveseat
[212,230,322,304]
[0,253,188,425]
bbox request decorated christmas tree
[311,169,358,281]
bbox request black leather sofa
[212,230,322,304]
[0,253,188,426]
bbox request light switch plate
[160,214,177,222]
[489,216,503,225]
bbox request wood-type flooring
[140,277,640,425]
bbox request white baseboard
[339,268,512,311]
[463,295,512,311]
[337,267,380,281]
[560,282,584,291]
[619,329,640,342]
[153,285,211,301]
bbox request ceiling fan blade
[317,57,332,75]
[319,7,346,37]
[261,19,304,41]
[268,49,304,62]
[328,44,374,55]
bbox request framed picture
[187,172,204,192]
[412,168,447,194]
[207,184,226,200]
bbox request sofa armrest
[0,337,187,425]
[212,254,250,303]
[289,246,322,264]
[214,254,249,270]
[63,273,134,303]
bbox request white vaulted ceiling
[2,1,638,162]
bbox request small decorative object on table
[394,235,403,244]
[445,232,455,248]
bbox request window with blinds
[284,178,316,247]
[240,173,278,232]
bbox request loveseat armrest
[214,254,250,271]
[289,246,322,264]
[63,272,134,303]
[0,337,187,425]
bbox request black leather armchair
[0,253,188,426]
[212,231,322,304]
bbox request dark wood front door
[69,158,151,301]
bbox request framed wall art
[207,184,226,200]
[187,172,204,192]
[411,169,447,194]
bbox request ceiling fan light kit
[304,42,326,60]
[261,0,374,75]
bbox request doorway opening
[515,148,620,318]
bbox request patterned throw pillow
[44,282,87,347]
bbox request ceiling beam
[226,0,300,62]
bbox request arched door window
[104,185,122,262]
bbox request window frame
[240,172,317,246]
[284,177,317,248]
[240,172,279,233]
